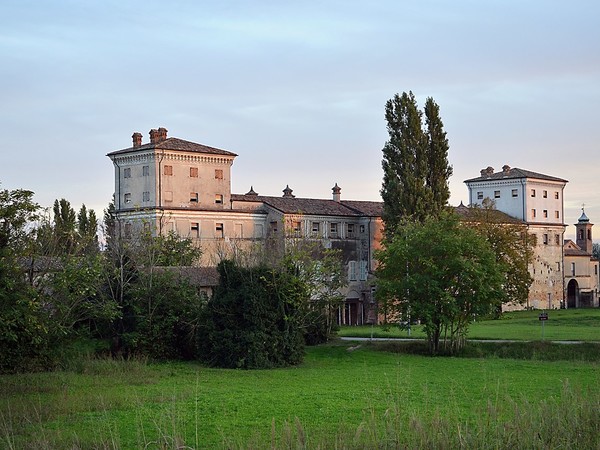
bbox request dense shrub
[199,260,305,369]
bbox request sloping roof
[464,167,567,183]
[454,203,524,223]
[107,137,237,157]
[563,239,591,257]
[232,194,384,217]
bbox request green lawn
[339,308,600,341]
[2,341,599,448]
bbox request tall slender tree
[380,92,452,235]
[424,97,453,209]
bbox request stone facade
[465,165,568,309]
[107,128,382,325]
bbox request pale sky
[1,1,598,240]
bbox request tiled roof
[107,137,237,157]
[232,194,383,217]
[464,167,567,183]
[453,203,524,223]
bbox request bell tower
[575,206,593,254]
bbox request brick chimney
[332,183,341,202]
[502,164,511,175]
[157,127,168,141]
[149,129,158,144]
[132,132,142,148]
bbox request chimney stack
[132,132,142,148]
[332,183,341,202]
[149,127,168,144]
[502,164,511,174]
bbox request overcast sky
[2,0,598,239]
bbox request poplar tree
[380,92,452,236]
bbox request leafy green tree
[593,243,600,261]
[380,92,452,235]
[77,204,99,254]
[462,199,534,310]
[376,213,504,355]
[200,260,305,369]
[0,186,55,373]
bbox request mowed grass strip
[1,342,599,448]
[339,308,600,341]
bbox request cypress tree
[380,92,452,236]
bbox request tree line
[0,190,346,373]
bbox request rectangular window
[359,224,365,234]
[543,190,548,198]
[512,189,518,197]
[215,194,223,204]
[270,221,278,233]
[477,191,483,200]
[124,193,131,204]
[557,262,561,271]
[347,223,355,238]
[215,169,223,180]
[359,261,368,281]
[555,211,560,219]
[123,168,131,178]
[330,222,339,236]
[164,165,173,176]
[293,221,301,234]
[190,167,198,178]
[143,165,149,176]
[164,191,173,202]
[595,265,598,276]
[543,210,548,218]
[494,190,501,199]
[543,234,548,245]
[215,223,224,238]
[555,192,559,199]
[124,223,132,239]
[190,192,198,203]
[531,209,536,218]
[555,235,560,245]
[312,222,320,234]
[571,262,575,276]
[348,261,358,281]
[142,191,150,202]
[191,222,199,237]
[531,189,536,197]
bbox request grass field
[2,337,600,448]
[339,308,600,341]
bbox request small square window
[494,190,500,199]
[312,222,320,234]
[142,191,150,202]
[123,168,131,178]
[164,165,173,176]
[215,169,223,180]
[543,210,548,218]
[164,191,173,202]
[543,190,548,198]
[124,193,131,204]
[477,191,483,200]
[270,221,278,233]
[190,167,198,178]
[512,189,518,197]
[531,189,536,197]
[215,194,223,204]
[143,165,149,176]
[190,192,198,203]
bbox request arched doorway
[567,279,578,308]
